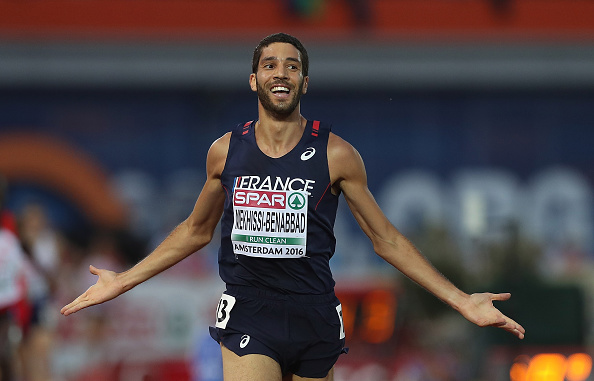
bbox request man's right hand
[60,265,123,316]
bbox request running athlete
[61,33,525,381]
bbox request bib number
[215,293,236,329]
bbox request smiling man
[61,33,525,381]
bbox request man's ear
[249,73,257,92]
[302,76,309,94]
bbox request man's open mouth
[271,86,290,95]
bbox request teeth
[271,86,289,93]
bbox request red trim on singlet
[311,120,320,137]
[315,182,332,211]
[222,184,231,201]
[242,121,252,135]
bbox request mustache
[270,81,292,89]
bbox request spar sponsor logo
[234,190,286,209]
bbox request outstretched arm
[328,134,525,339]
[61,133,231,316]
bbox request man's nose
[273,65,288,79]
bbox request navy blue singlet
[218,120,339,295]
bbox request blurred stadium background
[1,1,594,380]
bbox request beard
[256,78,304,119]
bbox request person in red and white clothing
[0,175,29,381]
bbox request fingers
[490,292,511,302]
[489,293,525,339]
[468,292,525,339]
[60,304,76,316]
[60,294,87,316]
[507,317,526,339]
[503,321,526,339]
[61,265,100,316]
[514,328,526,340]
[493,314,526,339]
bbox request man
[61,33,525,381]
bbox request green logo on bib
[288,192,306,210]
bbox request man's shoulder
[327,132,365,184]
[213,131,232,146]
[328,132,358,159]
[206,132,232,175]
[210,132,232,153]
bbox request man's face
[250,42,309,118]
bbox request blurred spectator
[83,230,126,283]
[19,203,62,281]
[0,229,27,381]
[0,176,17,236]
[76,230,127,370]
[0,175,29,381]
[17,202,64,381]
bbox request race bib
[231,186,308,259]
[215,293,236,329]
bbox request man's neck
[255,111,306,158]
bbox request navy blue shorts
[209,285,348,378]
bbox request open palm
[60,265,123,316]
